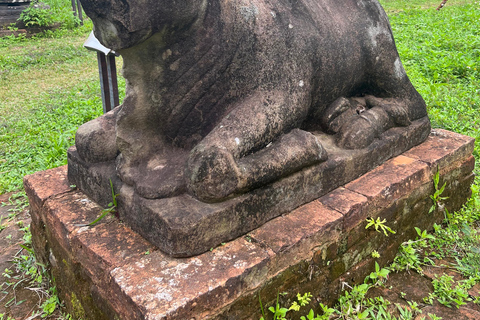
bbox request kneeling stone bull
[71,0,430,256]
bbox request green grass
[1,1,478,194]
[0,1,479,318]
[0,21,125,193]
[381,0,480,177]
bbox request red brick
[345,155,430,209]
[249,200,343,254]
[403,129,475,173]
[23,166,72,213]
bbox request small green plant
[19,1,54,27]
[259,292,330,320]
[39,286,60,318]
[391,227,435,273]
[429,168,448,217]
[6,24,18,31]
[78,180,118,227]
[365,262,391,287]
[290,292,312,312]
[424,274,473,308]
[312,303,335,320]
[365,217,396,236]
[0,225,62,317]
[258,260,394,319]
[259,291,289,320]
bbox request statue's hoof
[336,107,391,149]
[187,146,240,202]
[336,116,376,149]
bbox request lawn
[0,0,479,319]
[0,21,125,194]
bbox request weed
[19,1,55,27]
[75,180,118,227]
[391,227,435,273]
[424,274,473,308]
[258,263,391,319]
[429,168,449,219]
[365,262,390,287]
[365,217,396,236]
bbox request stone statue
[69,0,430,256]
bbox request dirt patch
[0,193,62,319]
[365,264,480,319]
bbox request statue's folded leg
[186,90,327,202]
[320,95,418,150]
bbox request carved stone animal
[76,0,429,203]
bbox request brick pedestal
[24,129,474,320]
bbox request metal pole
[76,0,83,25]
[106,54,119,108]
[71,0,77,18]
[97,52,112,113]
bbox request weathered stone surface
[69,119,430,257]
[404,129,475,172]
[344,155,430,209]
[23,166,72,227]
[67,148,121,207]
[69,0,433,257]
[248,200,342,254]
[319,187,370,233]
[26,130,475,319]
[75,107,119,164]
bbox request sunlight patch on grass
[0,59,98,117]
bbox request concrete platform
[24,129,474,320]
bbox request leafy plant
[424,274,472,308]
[39,286,60,317]
[365,218,396,236]
[19,1,54,27]
[258,263,393,320]
[365,262,391,287]
[391,227,435,273]
[429,168,448,218]
[259,292,290,320]
[76,179,118,227]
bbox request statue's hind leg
[321,34,429,150]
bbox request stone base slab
[25,129,474,320]
[68,118,430,257]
